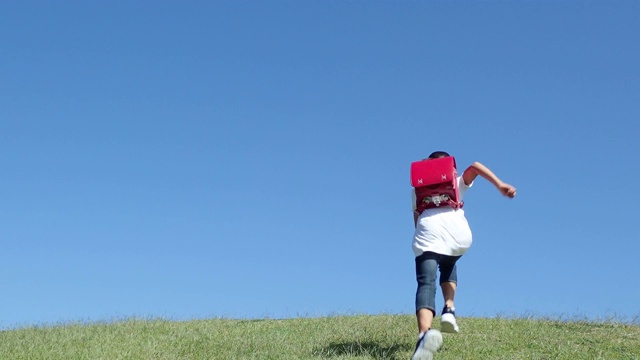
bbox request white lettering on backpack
[441,174,447,180]
[418,179,423,185]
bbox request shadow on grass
[314,341,410,360]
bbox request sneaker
[440,306,459,334]
[411,329,443,360]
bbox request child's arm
[462,162,517,198]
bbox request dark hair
[428,151,450,159]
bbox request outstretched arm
[462,162,517,198]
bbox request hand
[498,183,517,198]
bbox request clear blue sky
[2,1,639,330]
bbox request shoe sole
[441,313,459,334]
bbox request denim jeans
[415,251,462,314]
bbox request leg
[412,252,445,360]
[438,255,461,309]
[441,281,457,308]
[416,308,434,335]
[438,256,461,333]
[415,252,438,334]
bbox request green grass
[1,315,639,359]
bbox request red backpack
[410,156,463,215]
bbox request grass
[1,315,639,359]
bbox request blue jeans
[415,251,462,314]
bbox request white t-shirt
[412,176,473,257]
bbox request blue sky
[1,1,639,329]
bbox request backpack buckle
[423,194,450,206]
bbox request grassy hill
[1,315,638,359]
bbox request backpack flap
[410,157,457,188]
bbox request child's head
[427,151,450,159]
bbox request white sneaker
[411,329,443,360]
[440,306,459,334]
